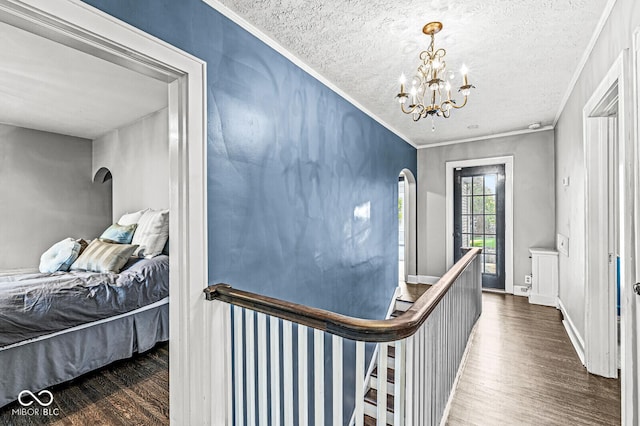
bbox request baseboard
[439,319,479,426]
[558,298,586,366]
[408,274,440,284]
[528,293,559,307]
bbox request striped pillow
[70,239,138,273]
[131,209,169,258]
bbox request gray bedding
[0,255,169,348]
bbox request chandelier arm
[400,103,417,114]
[448,96,469,109]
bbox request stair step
[389,309,405,318]
[363,401,394,425]
[394,299,413,312]
[365,388,394,412]
[369,373,397,395]
[363,414,392,426]
[371,366,395,384]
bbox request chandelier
[395,22,474,128]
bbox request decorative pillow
[117,209,148,226]
[76,238,89,256]
[70,239,138,273]
[131,209,169,258]
[99,223,137,244]
[39,238,81,273]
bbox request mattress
[0,255,169,348]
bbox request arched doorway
[399,169,417,282]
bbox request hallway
[446,293,621,425]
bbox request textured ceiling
[214,0,607,146]
[0,21,167,140]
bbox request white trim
[445,156,514,294]
[407,275,440,284]
[625,27,640,426]
[0,297,169,352]
[418,126,553,149]
[583,52,625,379]
[558,298,586,366]
[439,320,479,426]
[201,0,416,150]
[553,0,619,126]
[401,169,417,280]
[0,1,220,424]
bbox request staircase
[361,284,431,425]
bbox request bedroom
[0,17,173,412]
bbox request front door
[453,165,506,290]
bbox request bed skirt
[0,298,169,408]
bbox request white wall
[0,124,112,270]
[555,0,640,352]
[93,108,169,221]
[417,130,556,287]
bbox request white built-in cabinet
[529,247,559,307]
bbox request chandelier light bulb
[460,64,468,75]
[445,81,451,91]
[432,59,441,69]
[399,73,406,84]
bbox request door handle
[634,283,640,296]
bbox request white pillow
[117,209,148,226]
[131,209,169,258]
[39,238,81,273]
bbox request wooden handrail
[204,247,481,342]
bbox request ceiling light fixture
[395,22,475,131]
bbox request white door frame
[627,31,640,426]
[445,156,514,294]
[0,1,227,424]
[583,52,628,382]
[401,169,417,281]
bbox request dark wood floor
[0,342,169,425]
[446,293,621,425]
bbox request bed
[0,254,169,408]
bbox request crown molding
[417,125,554,149]
[553,0,618,126]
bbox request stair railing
[204,247,482,426]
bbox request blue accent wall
[83,0,416,319]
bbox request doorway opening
[398,169,417,282]
[453,164,506,290]
[446,157,514,294]
[583,55,624,380]
[0,0,211,422]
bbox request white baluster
[355,341,365,426]
[257,313,268,423]
[332,335,343,425]
[283,320,294,426]
[377,343,388,425]
[394,339,406,425]
[245,310,256,425]
[298,325,309,426]
[233,306,244,426]
[270,317,281,426]
[314,329,324,426]
[405,335,414,426]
